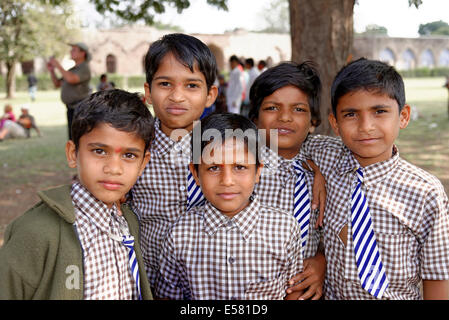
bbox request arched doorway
[208,43,225,72]
[106,54,117,73]
[379,48,396,66]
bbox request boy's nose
[359,114,375,133]
[104,156,123,175]
[220,166,235,186]
[278,109,292,122]
[169,84,185,102]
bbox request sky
[74,0,449,38]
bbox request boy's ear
[399,104,411,129]
[188,163,201,186]
[65,140,77,169]
[205,85,218,108]
[144,82,152,105]
[138,151,151,176]
[328,113,340,137]
[255,163,264,184]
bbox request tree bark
[5,61,16,99]
[289,0,355,135]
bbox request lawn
[0,78,448,245]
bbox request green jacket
[0,185,153,300]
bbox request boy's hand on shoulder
[304,159,326,228]
[286,253,326,300]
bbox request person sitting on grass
[0,89,154,300]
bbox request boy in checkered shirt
[155,113,304,300]
[0,89,154,299]
[303,58,449,299]
[248,61,327,300]
[130,33,219,290]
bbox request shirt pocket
[244,273,286,300]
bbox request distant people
[226,55,244,114]
[0,104,26,141]
[27,73,38,102]
[241,58,260,117]
[18,106,42,138]
[214,74,227,113]
[258,60,268,73]
[97,73,115,91]
[47,42,91,140]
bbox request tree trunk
[289,0,355,135]
[5,61,16,99]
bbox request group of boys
[0,33,448,300]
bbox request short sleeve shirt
[303,135,449,300]
[61,61,91,105]
[255,145,322,259]
[155,198,303,300]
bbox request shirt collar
[151,118,192,158]
[203,197,260,241]
[337,145,400,187]
[261,145,305,175]
[71,182,119,235]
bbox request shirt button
[179,185,186,191]
[230,296,237,300]
[228,256,235,264]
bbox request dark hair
[192,113,260,171]
[100,73,107,80]
[249,61,322,127]
[245,58,254,67]
[71,89,154,151]
[144,33,217,91]
[331,58,406,115]
[229,55,240,63]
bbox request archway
[208,43,225,72]
[401,49,416,70]
[439,49,449,67]
[379,48,396,66]
[420,49,435,68]
[106,54,117,73]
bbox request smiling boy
[303,58,449,299]
[130,33,218,290]
[0,89,153,299]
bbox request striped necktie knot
[293,161,311,249]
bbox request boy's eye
[294,106,307,112]
[158,81,171,87]
[343,112,355,118]
[187,83,199,89]
[376,109,387,114]
[263,105,278,111]
[92,148,106,155]
[123,153,137,160]
[207,165,220,172]
[235,165,247,170]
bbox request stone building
[12,26,449,78]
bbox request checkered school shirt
[154,198,303,300]
[303,135,449,300]
[71,182,137,300]
[131,119,194,286]
[256,145,321,259]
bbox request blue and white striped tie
[293,161,311,249]
[352,168,389,298]
[122,235,142,300]
[187,169,206,210]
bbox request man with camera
[47,42,91,139]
